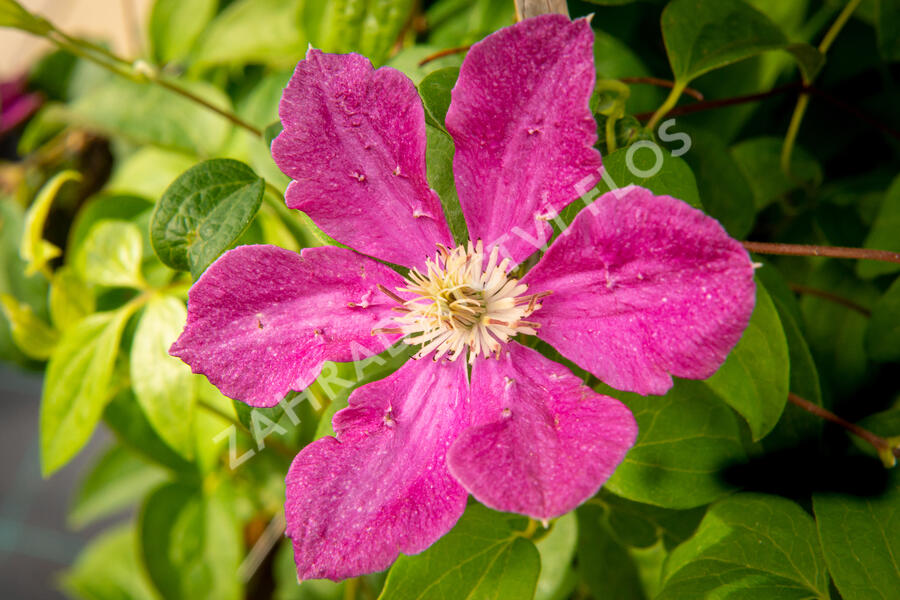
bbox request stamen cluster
[375,241,548,362]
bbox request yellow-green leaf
[0,292,58,359]
[20,170,80,276]
[76,220,145,288]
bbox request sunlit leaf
[20,170,80,276]
[61,525,160,600]
[131,295,196,459]
[76,220,145,288]
[0,292,57,359]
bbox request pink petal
[445,15,602,265]
[447,343,636,520]
[285,357,470,581]
[170,245,404,408]
[521,186,756,396]
[272,49,453,269]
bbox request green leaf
[68,444,168,528]
[41,305,135,475]
[148,0,217,65]
[678,126,756,238]
[876,0,900,60]
[593,29,663,116]
[0,0,51,34]
[305,0,414,66]
[106,148,197,201]
[534,513,578,600]
[131,295,196,459]
[61,525,160,600]
[603,379,746,509]
[575,504,645,600]
[0,292,57,359]
[63,78,232,155]
[426,0,514,48]
[418,67,458,131]
[385,45,465,86]
[596,146,702,209]
[20,170,80,276]
[814,471,900,600]
[76,220,145,288]
[661,0,788,84]
[705,281,789,440]
[785,43,826,82]
[866,275,900,361]
[192,0,307,68]
[103,390,196,474]
[139,482,243,600]
[858,174,900,278]
[659,494,831,599]
[380,503,540,599]
[68,194,154,256]
[150,159,264,278]
[426,125,468,246]
[594,491,706,551]
[49,266,94,332]
[731,137,822,210]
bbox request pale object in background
[0,0,152,79]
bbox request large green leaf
[139,482,243,600]
[192,0,306,68]
[597,147,702,209]
[68,444,168,528]
[64,78,232,155]
[858,174,900,278]
[705,281,789,440]
[678,126,756,238]
[131,295,196,458]
[534,513,578,600]
[380,503,540,599]
[575,504,645,600]
[866,275,900,361]
[103,390,196,474]
[305,0,414,65]
[661,0,788,84]
[61,525,160,600]
[659,494,831,599]
[425,125,468,246]
[76,220,145,288]
[730,137,822,210]
[49,266,94,332]
[41,305,135,475]
[593,491,706,551]
[148,0,217,65]
[418,67,458,132]
[150,159,264,278]
[813,471,900,600]
[876,0,900,60]
[603,379,746,509]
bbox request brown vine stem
[788,393,898,468]
[620,77,704,101]
[788,284,871,317]
[418,45,471,66]
[742,242,900,265]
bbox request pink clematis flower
[170,15,755,581]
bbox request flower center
[374,241,549,362]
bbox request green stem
[37,22,262,137]
[196,400,297,460]
[645,81,686,133]
[605,114,618,153]
[781,0,862,177]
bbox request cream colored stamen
[376,241,547,363]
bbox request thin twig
[619,77,704,101]
[788,393,898,467]
[418,45,471,67]
[742,241,900,265]
[789,284,871,317]
[196,400,296,459]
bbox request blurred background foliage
[1,0,899,599]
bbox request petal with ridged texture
[170,245,404,407]
[445,15,602,265]
[285,357,470,580]
[448,343,636,520]
[272,49,453,269]
[522,186,756,396]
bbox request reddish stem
[418,45,471,67]
[743,241,900,265]
[619,77,704,101]
[789,284,871,317]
